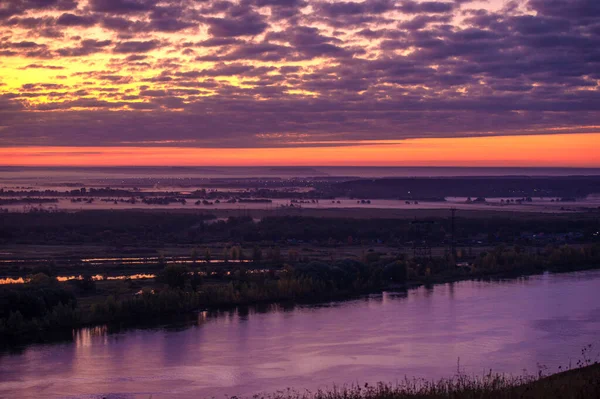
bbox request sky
[0,0,599,166]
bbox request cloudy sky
[0,0,599,166]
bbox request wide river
[1,270,600,399]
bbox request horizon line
[3,165,600,169]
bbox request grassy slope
[259,364,600,399]
[508,364,600,399]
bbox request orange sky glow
[2,133,598,167]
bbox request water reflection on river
[1,270,600,399]
[0,274,156,285]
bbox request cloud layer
[0,0,598,147]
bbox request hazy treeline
[3,176,600,202]
[330,176,600,199]
[0,211,215,246]
[0,212,598,247]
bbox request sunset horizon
[2,132,599,167]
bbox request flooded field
[2,196,599,213]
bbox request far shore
[80,206,600,219]
[3,205,597,219]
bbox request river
[1,270,600,399]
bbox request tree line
[1,212,598,247]
[2,243,600,346]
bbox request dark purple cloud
[124,54,148,61]
[183,63,256,77]
[148,5,196,32]
[56,13,98,27]
[399,1,456,14]
[254,26,360,60]
[207,18,267,37]
[0,39,52,57]
[529,0,600,19]
[195,37,243,47]
[113,39,161,53]
[89,0,158,14]
[56,39,112,56]
[399,14,452,30]
[196,41,293,62]
[317,0,395,17]
[20,63,65,69]
[0,0,77,20]
[205,5,268,37]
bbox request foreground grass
[249,364,600,399]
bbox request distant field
[2,196,600,214]
[147,206,600,219]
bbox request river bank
[259,363,600,399]
[2,244,600,349]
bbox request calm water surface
[1,270,600,399]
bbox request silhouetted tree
[157,265,189,289]
[252,246,262,263]
[190,271,202,291]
